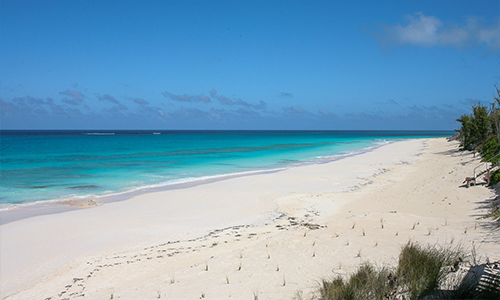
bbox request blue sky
[1,0,499,130]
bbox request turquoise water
[0,130,452,208]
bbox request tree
[492,85,500,142]
[456,114,474,150]
[456,86,500,151]
[472,103,490,146]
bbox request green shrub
[488,169,500,186]
[480,136,500,163]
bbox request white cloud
[478,21,500,50]
[379,12,500,50]
[395,13,444,46]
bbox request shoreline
[0,140,391,225]
[1,137,498,299]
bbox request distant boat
[153,132,161,135]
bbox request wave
[84,133,115,135]
[0,168,287,211]
[0,141,392,212]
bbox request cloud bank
[163,89,268,110]
[1,93,464,130]
[162,91,212,103]
[59,89,84,102]
[213,89,266,109]
[96,93,128,110]
[0,84,469,130]
[377,12,500,50]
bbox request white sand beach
[1,138,499,299]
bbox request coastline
[1,137,498,299]
[0,130,452,215]
[0,140,390,225]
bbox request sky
[1,0,499,130]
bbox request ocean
[0,130,453,209]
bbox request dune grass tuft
[253,289,259,300]
[396,241,463,299]
[319,263,390,300]
[317,242,500,300]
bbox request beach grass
[396,242,464,299]
[319,263,390,300]
[317,241,500,300]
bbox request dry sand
[1,138,499,299]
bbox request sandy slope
[1,138,498,299]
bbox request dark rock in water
[30,185,50,189]
[68,185,99,190]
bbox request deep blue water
[0,130,453,208]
